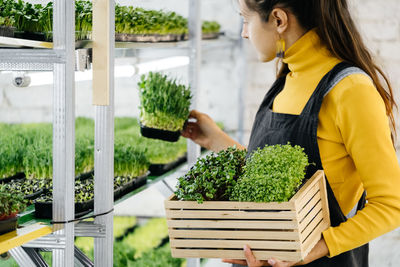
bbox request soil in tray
[149,154,187,176]
[140,123,181,142]
[0,216,18,235]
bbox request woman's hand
[222,245,297,267]
[222,238,329,266]
[181,110,245,152]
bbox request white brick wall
[1,0,399,151]
[243,1,400,151]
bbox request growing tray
[0,26,16,38]
[14,31,46,41]
[34,199,94,219]
[115,33,186,42]
[117,173,149,199]
[24,189,45,201]
[76,170,94,181]
[0,175,44,201]
[0,172,25,184]
[149,154,187,176]
[140,123,181,142]
[0,216,18,235]
[165,170,330,262]
[201,32,220,40]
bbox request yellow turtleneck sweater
[273,29,400,257]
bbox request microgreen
[202,20,221,34]
[0,184,27,216]
[138,72,192,132]
[175,146,247,203]
[114,137,150,178]
[230,143,309,202]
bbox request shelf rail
[92,0,115,266]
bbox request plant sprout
[138,72,192,132]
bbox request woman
[182,0,400,266]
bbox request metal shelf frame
[0,0,245,266]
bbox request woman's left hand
[223,238,329,266]
[222,245,298,266]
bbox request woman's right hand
[181,110,245,152]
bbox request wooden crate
[164,170,330,262]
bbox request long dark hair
[244,0,397,144]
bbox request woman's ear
[270,8,289,34]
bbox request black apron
[236,62,369,266]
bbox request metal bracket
[9,247,47,267]
[74,246,94,267]
[23,235,66,250]
[154,178,175,198]
[187,258,201,267]
[75,221,106,238]
[76,48,92,71]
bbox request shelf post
[92,0,115,266]
[237,19,247,145]
[52,0,75,266]
[187,0,202,167]
[187,1,202,267]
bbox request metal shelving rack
[0,0,242,266]
[0,0,77,266]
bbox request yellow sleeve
[322,75,400,257]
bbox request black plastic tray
[140,123,181,142]
[0,175,44,201]
[116,173,148,200]
[34,199,94,219]
[114,186,122,200]
[0,216,17,235]
[14,31,46,41]
[76,170,94,181]
[149,154,187,176]
[0,26,15,38]
[115,33,186,42]
[0,172,25,184]
[24,189,45,201]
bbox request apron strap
[300,62,368,117]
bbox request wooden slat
[167,220,298,229]
[171,249,302,262]
[92,0,113,105]
[299,208,323,233]
[165,196,295,210]
[299,201,323,228]
[166,210,297,220]
[318,174,331,226]
[168,229,300,240]
[297,192,321,221]
[291,170,323,203]
[170,239,301,250]
[301,219,330,259]
[295,183,320,212]
[300,215,323,242]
